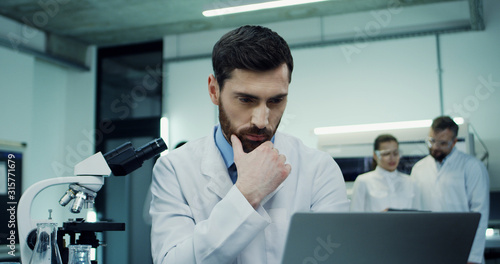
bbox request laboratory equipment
[28,222,63,264]
[57,218,125,264]
[68,244,91,264]
[18,138,167,264]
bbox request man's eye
[439,141,449,147]
[268,98,284,104]
[239,97,253,103]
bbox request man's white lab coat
[411,148,489,263]
[150,128,350,264]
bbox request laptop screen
[281,212,480,264]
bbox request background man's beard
[430,149,447,162]
[218,102,279,153]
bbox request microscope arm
[18,175,104,264]
[18,150,110,264]
[17,138,166,263]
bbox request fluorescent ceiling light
[314,117,464,135]
[203,0,329,17]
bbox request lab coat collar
[201,127,234,199]
[214,124,234,169]
[375,166,399,179]
[435,147,457,170]
[375,166,399,192]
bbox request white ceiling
[0,0,474,47]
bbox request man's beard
[430,148,448,162]
[219,101,279,153]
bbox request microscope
[17,138,167,263]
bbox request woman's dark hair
[372,134,399,170]
[374,134,398,151]
[212,25,294,90]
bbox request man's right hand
[231,134,291,209]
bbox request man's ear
[451,137,458,149]
[373,152,379,164]
[208,74,220,106]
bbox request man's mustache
[241,127,272,138]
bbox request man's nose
[251,104,269,129]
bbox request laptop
[281,212,480,264]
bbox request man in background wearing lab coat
[149,25,350,264]
[411,116,489,264]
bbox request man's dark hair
[374,134,398,151]
[431,116,458,138]
[212,25,294,89]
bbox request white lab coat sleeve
[310,153,350,212]
[150,158,271,264]
[350,177,366,212]
[465,160,490,263]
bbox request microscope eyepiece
[104,138,167,176]
[135,138,167,161]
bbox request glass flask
[29,222,63,264]
[68,244,92,264]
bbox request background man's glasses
[426,137,453,149]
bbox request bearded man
[149,25,349,264]
[411,116,489,264]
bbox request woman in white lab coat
[350,134,414,212]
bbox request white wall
[284,35,440,147]
[163,0,500,190]
[440,0,500,189]
[0,46,35,142]
[0,45,97,223]
[164,60,217,148]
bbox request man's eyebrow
[233,92,288,99]
[234,92,259,99]
[271,93,288,98]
